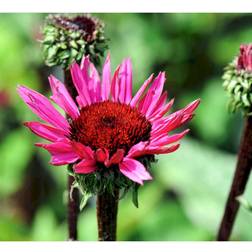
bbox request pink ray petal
[73,159,97,174]
[49,75,79,119]
[70,62,91,106]
[111,66,121,102]
[89,63,101,102]
[105,149,125,167]
[101,53,111,101]
[17,85,69,133]
[119,158,152,185]
[35,140,79,166]
[127,141,149,158]
[95,148,109,163]
[150,129,190,147]
[130,74,153,107]
[142,72,166,116]
[71,141,95,160]
[24,121,67,142]
[118,58,132,104]
[145,144,180,155]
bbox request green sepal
[236,196,252,213]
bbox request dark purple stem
[96,188,119,241]
[64,69,79,241]
[217,116,252,241]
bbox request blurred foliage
[1,13,252,241]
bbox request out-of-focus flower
[0,90,10,108]
[17,54,200,198]
[237,44,252,72]
[223,44,252,115]
[42,14,108,69]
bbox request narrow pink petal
[145,144,180,155]
[119,158,152,185]
[118,58,132,104]
[89,63,101,102]
[24,121,67,142]
[35,140,79,166]
[70,62,91,106]
[49,75,79,119]
[127,141,148,158]
[142,72,166,117]
[150,129,190,146]
[17,85,69,132]
[130,74,153,107]
[151,112,183,137]
[96,148,109,163]
[111,66,121,102]
[101,53,111,101]
[73,159,97,174]
[105,149,125,167]
[149,98,175,122]
[183,99,201,114]
[71,141,94,160]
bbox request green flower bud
[42,14,108,69]
[223,58,252,116]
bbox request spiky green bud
[42,14,108,69]
[223,58,252,115]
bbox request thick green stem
[217,116,252,241]
[96,188,119,241]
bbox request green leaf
[237,196,252,213]
[79,193,91,211]
[132,183,140,208]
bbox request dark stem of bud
[217,116,252,241]
[96,187,119,241]
[64,69,79,241]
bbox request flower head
[17,55,200,196]
[237,44,252,72]
[223,44,252,115]
[42,14,108,69]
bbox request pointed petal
[141,72,166,116]
[35,140,79,166]
[101,53,111,101]
[89,63,101,102]
[17,85,69,132]
[119,158,152,185]
[105,149,125,167]
[24,121,67,142]
[111,66,120,102]
[70,61,91,106]
[95,148,109,163]
[127,141,148,158]
[145,144,180,155]
[150,129,190,146]
[118,58,132,104]
[73,159,97,174]
[71,141,94,160]
[49,75,79,119]
[130,74,153,107]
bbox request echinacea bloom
[237,44,252,72]
[17,54,200,186]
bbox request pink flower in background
[17,54,200,185]
[237,44,252,72]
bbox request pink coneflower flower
[17,55,200,185]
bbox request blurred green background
[0,13,252,241]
